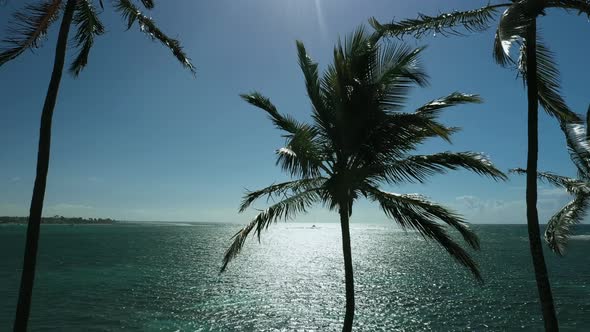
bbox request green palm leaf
[0,0,63,66]
[296,41,326,118]
[516,39,580,121]
[375,44,428,111]
[545,194,589,256]
[239,178,326,212]
[276,132,327,178]
[369,4,505,39]
[560,112,590,176]
[510,166,590,255]
[240,92,308,135]
[416,92,482,115]
[511,168,589,195]
[115,0,195,74]
[70,0,104,76]
[221,188,322,272]
[380,152,507,184]
[364,185,482,281]
[492,1,536,67]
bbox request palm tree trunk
[339,203,355,332]
[525,19,559,332]
[13,1,76,330]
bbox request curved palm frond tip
[0,0,195,74]
[0,0,63,65]
[369,4,506,39]
[372,1,585,123]
[222,27,506,278]
[511,108,590,256]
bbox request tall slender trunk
[13,1,76,330]
[339,203,354,332]
[525,19,559,332]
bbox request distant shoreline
[0,216,117,225]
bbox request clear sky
[0,0,588,224]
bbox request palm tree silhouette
[221,27,506,332]
[371,2,590,329]
[512,107,590,255]
[0,1,194,330]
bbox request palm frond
[276,131,326,178]
[364,185,482,281]
[297,41,338,146]
[545,194,589,255]
[241,92,328,178]
[240,92,310,135]
[296,41,326,119]
[239,178,325,212]
[493,1,538,67]
[115,0,195,74]
[369,4,505,39]
[0,0,63,66]
[560,119,590,176]
[415,92,482,115]
[380,152,507,184]
[221,189,321,272]
[510,168,589,195]
[377,112,460,149]
[493,0,581,123]
[533,40,578,121]
[376,44,429,111]
[70,0,104,76]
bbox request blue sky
[0,0,588,223]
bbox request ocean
[1,223,589,331]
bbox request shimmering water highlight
[1,223,589,331]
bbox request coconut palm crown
[512,107,590,255]
[370,2,590,330]
[221,27,506,331]
[370,0,590,122]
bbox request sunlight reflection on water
[1,223,589,331]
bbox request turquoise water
[1,223,589,331]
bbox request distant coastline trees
[0,1,194,330]
[220,26,506,332]
[0,216,116,224]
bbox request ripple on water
[0,224,589,331]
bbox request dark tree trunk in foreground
[339,203,355,332]
[525,19,559,332]
[14,1,77,330]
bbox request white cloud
[451,189,574,224]
[539,187,569,198]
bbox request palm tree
[0,1,194,330]
[512,106,590,255]
[220,27,506,332]
[370,2,590,330]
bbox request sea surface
[1,223,589,331]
